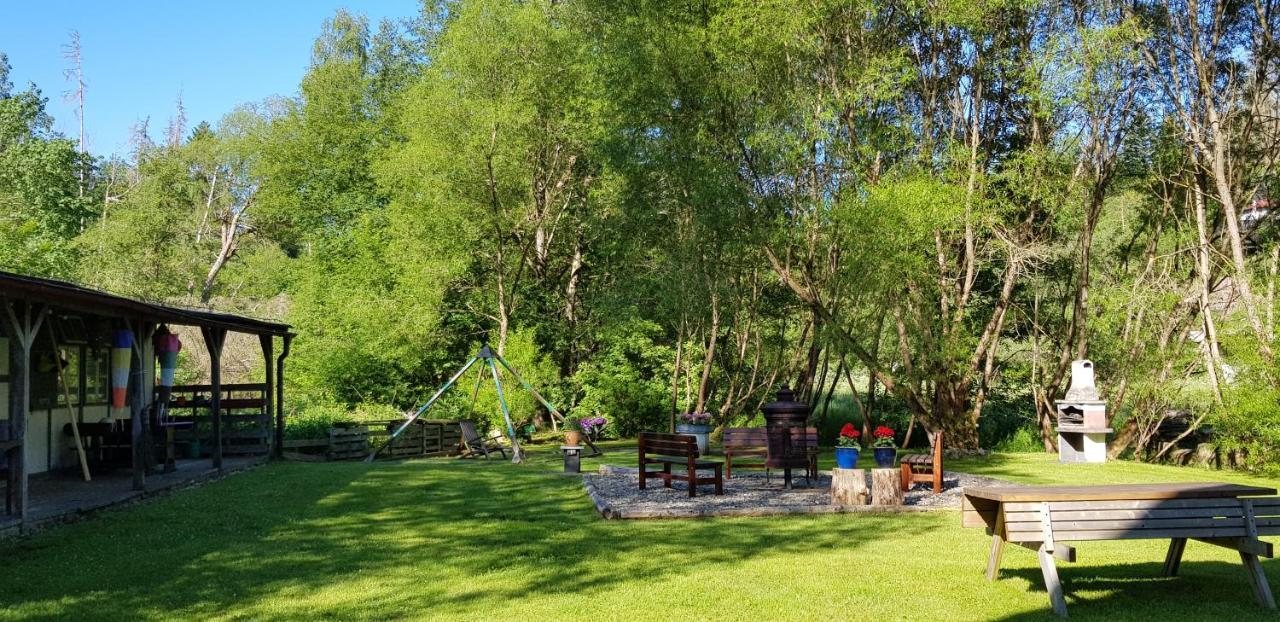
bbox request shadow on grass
[0,458,938,621]
[991,551,1279,621]
[0,456,1275,621]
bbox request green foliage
[0,57,96,277]
[993,426,1043,453]
[284,400,403,440]
[1213,383,1280,475]
[572,318,674,436]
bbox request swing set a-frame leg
[493,353,565,431]
[365,356,479,462]
[487,358,524,464]
[365,344,556,464]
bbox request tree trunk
[831,468,868,506]
[871,468,903,506]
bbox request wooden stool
[831,468,868,506]
[872,468,904,506]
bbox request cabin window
[84,347,109,405]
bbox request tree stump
[831,468,869,506]
[871,468,904,506]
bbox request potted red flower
[834,423,861,469]
[872,425,897,467]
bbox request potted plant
[675,412,713,454]
[872,425,897,467]
[563,414,584,446]
[580,416,607,444]
[834,423,861,469]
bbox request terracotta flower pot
[564,430,583,446]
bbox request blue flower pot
[874,447,897,467]
[834,446,860,469]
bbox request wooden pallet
[328,426,369,460]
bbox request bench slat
[1006,516,1247,533]
[1006,526,1256,543]
[1004,498,1248,513]
[648,456,721,467]
[1005,507,1248,522]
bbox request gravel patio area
[583,465,1017,519]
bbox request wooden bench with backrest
[457,420,508,460]
[638,432,723,497]
[965,483,1279,617]
[722,427,819,481]
[900,430,944,494]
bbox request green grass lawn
[0,446,1276,621]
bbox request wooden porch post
[259,334,276,459]
[4,301,46,527]
[129,321,155,491]
[275,334,291,460]
[202,327,227,471]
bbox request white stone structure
[1055,360,1111,463]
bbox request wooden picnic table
[963,482,1279,617]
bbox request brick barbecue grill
[761,385,811,488]
[1055,360,1112,463]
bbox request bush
[993,426,1043,453]
[284,400,407,440]
[1213,382,1280,474]
[572,318,674,437]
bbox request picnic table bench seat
[964,482,1279,617]
[639,432,723,497]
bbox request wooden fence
[283,419,463,461]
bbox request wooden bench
[900,430,943,494]
[722,427,819,481]
[964,483,1279,617]
[639,432,723,498]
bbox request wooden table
[963,483,1279,617]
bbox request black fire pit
[761,385,811,488]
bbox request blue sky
[1,1,418,157]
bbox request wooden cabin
[0,271,292,529]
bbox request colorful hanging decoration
[152,327,181,390]
[110,329,134,417]
[152,327,181,423]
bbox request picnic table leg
[662,463,672,489]
[986,533,1006,581]
[1240,551,1277,609]
[1038,543,1069,617]
[714,464,723,495]
[1162,538,1187,577]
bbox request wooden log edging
[587,465,934,520]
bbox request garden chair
[458,420,508,460]
[900,430,943,494]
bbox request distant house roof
[0,270,291,336]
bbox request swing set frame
[365,345,563,464]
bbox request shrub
[993,425,1043,453]
[284,400,407,440]
[572,318,674,436]
[1213,382,1280,475]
